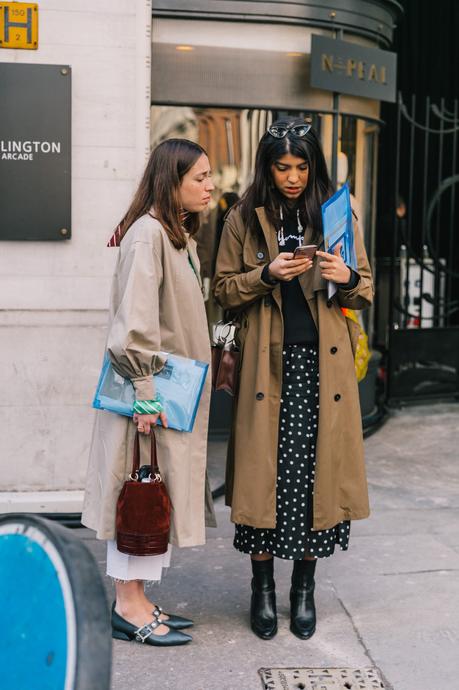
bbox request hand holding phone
[293,244,318,260]
[268,250,314,281]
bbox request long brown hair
[116,138,207,249]
[238,118,334,243]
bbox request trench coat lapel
[298,229,326,329]
[298,249,328,300]
[255,207,279,262]
[186,237,203,289]
[297,227,327,299]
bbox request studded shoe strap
[153,605,163,618]
[135,618,160,643]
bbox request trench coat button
[257,251,265,260]
[256,392,265,400]
[334,393,341,401]
[327,299,333,308]
[330,346,338,354]
[264,295,272,307]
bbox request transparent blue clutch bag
[92,353,208,432]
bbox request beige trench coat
[82,214,216,546]
[213,206,374,531]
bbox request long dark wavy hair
[238,117,334,242]
[116,138,207,249]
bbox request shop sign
[310,35,396,103]
[0,63,71,241]
[0,2,38,49]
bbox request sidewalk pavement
[78,403,459,690]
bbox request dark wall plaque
[310,35,397,103]
[0,63,71,241]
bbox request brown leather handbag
[116,430,170,556]
[211,320,240,396]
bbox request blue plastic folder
[321,183,357,298]
[322,183,357,267]
[92,353,208,432]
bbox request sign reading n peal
[0,2,38,50]
[0,63,71,240]
[310,35,397,103]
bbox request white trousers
[106,540,172,582]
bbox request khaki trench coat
[82,213,216,546]
[213,206,374,531]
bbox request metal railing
[387,93,459,403]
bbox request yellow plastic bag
[341,308,371,382]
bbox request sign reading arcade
[0,63,71,241]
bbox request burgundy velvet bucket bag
[116,430,171,556]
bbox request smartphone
[293,244,317,259]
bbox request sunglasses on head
[267,123,312,139]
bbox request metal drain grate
[259,667,386,690]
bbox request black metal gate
[386,93,459,403]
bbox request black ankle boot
[290,559,317,640]
[250,558,277,640]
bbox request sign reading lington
[310,35,397,103]
[0,63,71,241]
[0,2,38,50]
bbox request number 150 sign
[0,2,38,50]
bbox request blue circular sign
[0,521,77,689]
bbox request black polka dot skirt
[234,344,350,560]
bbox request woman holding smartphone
[213,118,373,640]
[82,139,216,647]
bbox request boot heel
[112,629,131,641]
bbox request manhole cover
[259,667,386,690]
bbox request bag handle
[213,320,234,347]
[131,430,160,479]
[213,317,243,348]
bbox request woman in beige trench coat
[82,139,216,647]
[213,119,373,641]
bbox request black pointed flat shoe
[152,605,194,630]
[111,607,192,646]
